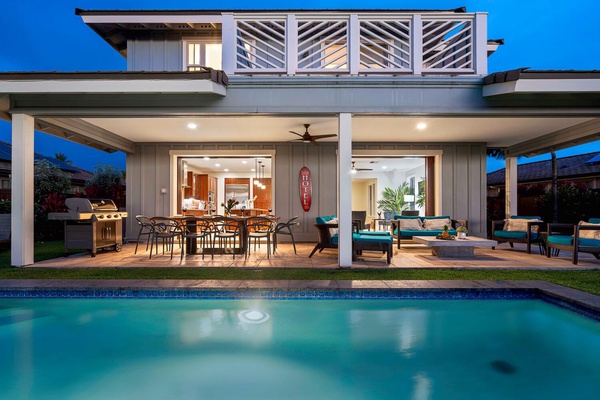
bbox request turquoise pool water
[1,298,599,399]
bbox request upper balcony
[78,8,494,77]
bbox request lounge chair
[491,215,544,254]
[546,218,600,264]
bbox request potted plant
[456,225,468,239]
[377,182,412,215]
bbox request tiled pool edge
[1,279,599,321]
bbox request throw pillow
[399,218,422,230]
[423,218,452,230]
[325,218,339,237]
[505,218,542,233]
[578,221,600,240]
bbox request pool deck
[1,279,599,314]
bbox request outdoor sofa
[391,215,468,249]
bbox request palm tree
[377,182,412,214]
[55,153,72,165]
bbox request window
[367,183,377,216]
[184,40,222,71]
[1,179,10,189]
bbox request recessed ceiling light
[224,168,229,172]
[215,163,221,167]
[251,168,256,172]
[242,160,247,164]
[187,122,197,129]
[382,166,388,169]
[416,122,427,130]
[203,157,210,161]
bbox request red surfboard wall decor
[299,166,312,212]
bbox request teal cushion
[393,215,421,220]
[359,230,391,236]
[397,229,457,237]
[422,215,451,220]
[510,215,541,220]
[354,235,393,243]
[547,235,573,246]
[579,238,600,247]
[495,230,539,240]
[588,218,600,224]
[331,233,339,245]
[316,215,336,224]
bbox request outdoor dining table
[172,214,280,256]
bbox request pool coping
[1,279,599,316]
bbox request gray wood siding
[127,33,183,71]
[126,142,487,241]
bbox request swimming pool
[1,293,599,399]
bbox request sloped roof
[0,141,93,182]
[487,151,600,186]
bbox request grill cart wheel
[115,243,122,252]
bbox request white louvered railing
[222,12,488,76]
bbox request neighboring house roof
[0,141,93,183]
[487,151,600,186]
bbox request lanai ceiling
[81,115,594,148]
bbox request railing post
[474,12,488,75]
[221,13,236,76]
[349,14,359,75]
[286,14,297,75]
[411,14,423,75]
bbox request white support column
[11,114,35,267]
[338,113,353,267]
[348,14,359,75]
[286,14,297,75]
[474,13,488,75]
[505,157,518,217]
[221,13,236,76]
[411,14,423,75]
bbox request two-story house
[1,7,599,266]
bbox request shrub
[536,183,600,223]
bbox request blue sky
[1,0,599,172]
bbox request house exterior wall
[126,142,486,241]
[127,32,183,72]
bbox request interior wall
[351,181,368,211]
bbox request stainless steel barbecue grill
[48,198,128,257]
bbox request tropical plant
[34,160,71,205]
[377,182,411,214]
[85,164,125,207]
[416,177,426,208]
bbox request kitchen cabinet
[183,171,194,198]
[195,174,218,205]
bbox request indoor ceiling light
[187,122,197,129]
[215,163,221,167]
[416,122,427,130]
[242,160,247,164]
[203,157,210,160]
[224,168,229,172]
[382,165,388,169]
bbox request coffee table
[412,235,498,257]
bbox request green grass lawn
[0,241,599,296]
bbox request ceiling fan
[351,161,373,174]
[289,124,336,145]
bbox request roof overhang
[0,71,227,96]
[483,69,600,97]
